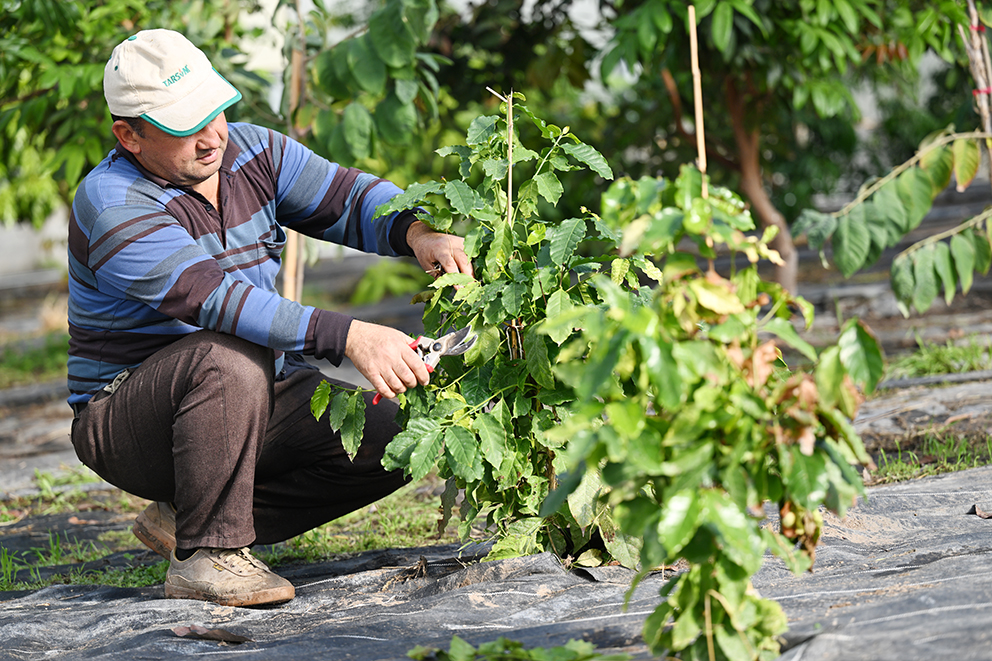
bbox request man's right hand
[344,319,431,401]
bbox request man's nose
[196,119,223,148]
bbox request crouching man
[68,29,472,606]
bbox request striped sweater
[67,122,416,407]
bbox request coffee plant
[542,168,884,658]
[313,97,884,659]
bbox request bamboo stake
[507,91,514,229]
[688,5,708,200]
[282,1,306,302]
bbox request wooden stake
[688,5,708,199]
[282,1,307,302]
[507,91,514,229]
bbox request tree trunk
[725,80,798,293]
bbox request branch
[831,130,992,218]
[660,68,738,171]
[898,205,992,259]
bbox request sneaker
[164,547,295,607]
[132,502,177,558]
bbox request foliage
[544,167,882,658]
[314,93,626,561]
[281,0,447,167]
[590,0,968,290]
[408,635,630,661]
[794,129,992,316]
[310,97,884,657]
[0,0,270,224]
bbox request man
[67,29,472,607]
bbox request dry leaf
[797,427,816,456]
[973,505,992,520]
[172,625,252,644]
[68,516,101,525]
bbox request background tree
[0,0,270,227]
[595,0,965,291]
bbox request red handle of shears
[371,337,432,405]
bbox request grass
[0,473,462,592]
[0,331,69,389]
[887,333,992,380]
[868,433,992,485]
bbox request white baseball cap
[104,29,242,137]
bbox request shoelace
[217,548,269,573]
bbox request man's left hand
[406,221,474,279]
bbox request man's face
[117,113,229,188]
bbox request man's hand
[345,319,431,400]
[406,221,474,278]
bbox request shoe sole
[164,583,295,607]
[132,510,175,559]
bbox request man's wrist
[388,210,420,257]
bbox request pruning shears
[371,325,478,404]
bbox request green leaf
[473,411,507,468]
[544,288,575,345]
[562,141,614,179]
[833,209,871,277]
[534,172,564,205]
[873,180,908,240]
[838,319,884,392]
[896,167,934,231]
[395,78,420,104]
[523,327,555,389]
[973,228,992,274]
[383,417,439,473]
[711,2,734,52]
[911,244,938,313]
[348,36,386,95]
[501,281,527,317]
[368,2,417,67]
[444,180,482,215]
[340,390,367,460]
[342,102,373,160]
[407,421,445,482]
[763,317,817,361]
[934,240,956,306]
[549,218,585,267]
[375,91,417,145]
[640,336,682,410]
[657,490,700,558]
[465,325,500,365]
[567,467,605,528]
[890,254,915,306]
[485,221,513,279]
[444,426,483,481]
[327,390,349,431]
[953,138,981,191]
[919,143,953,195]
[467,115,499,145]
[950,232,976,294]
[310,381,331,420]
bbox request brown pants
[71,331,407,550]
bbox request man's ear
[112,120,141,155]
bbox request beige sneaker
[164,547,295,607]
[132,502,177,558]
